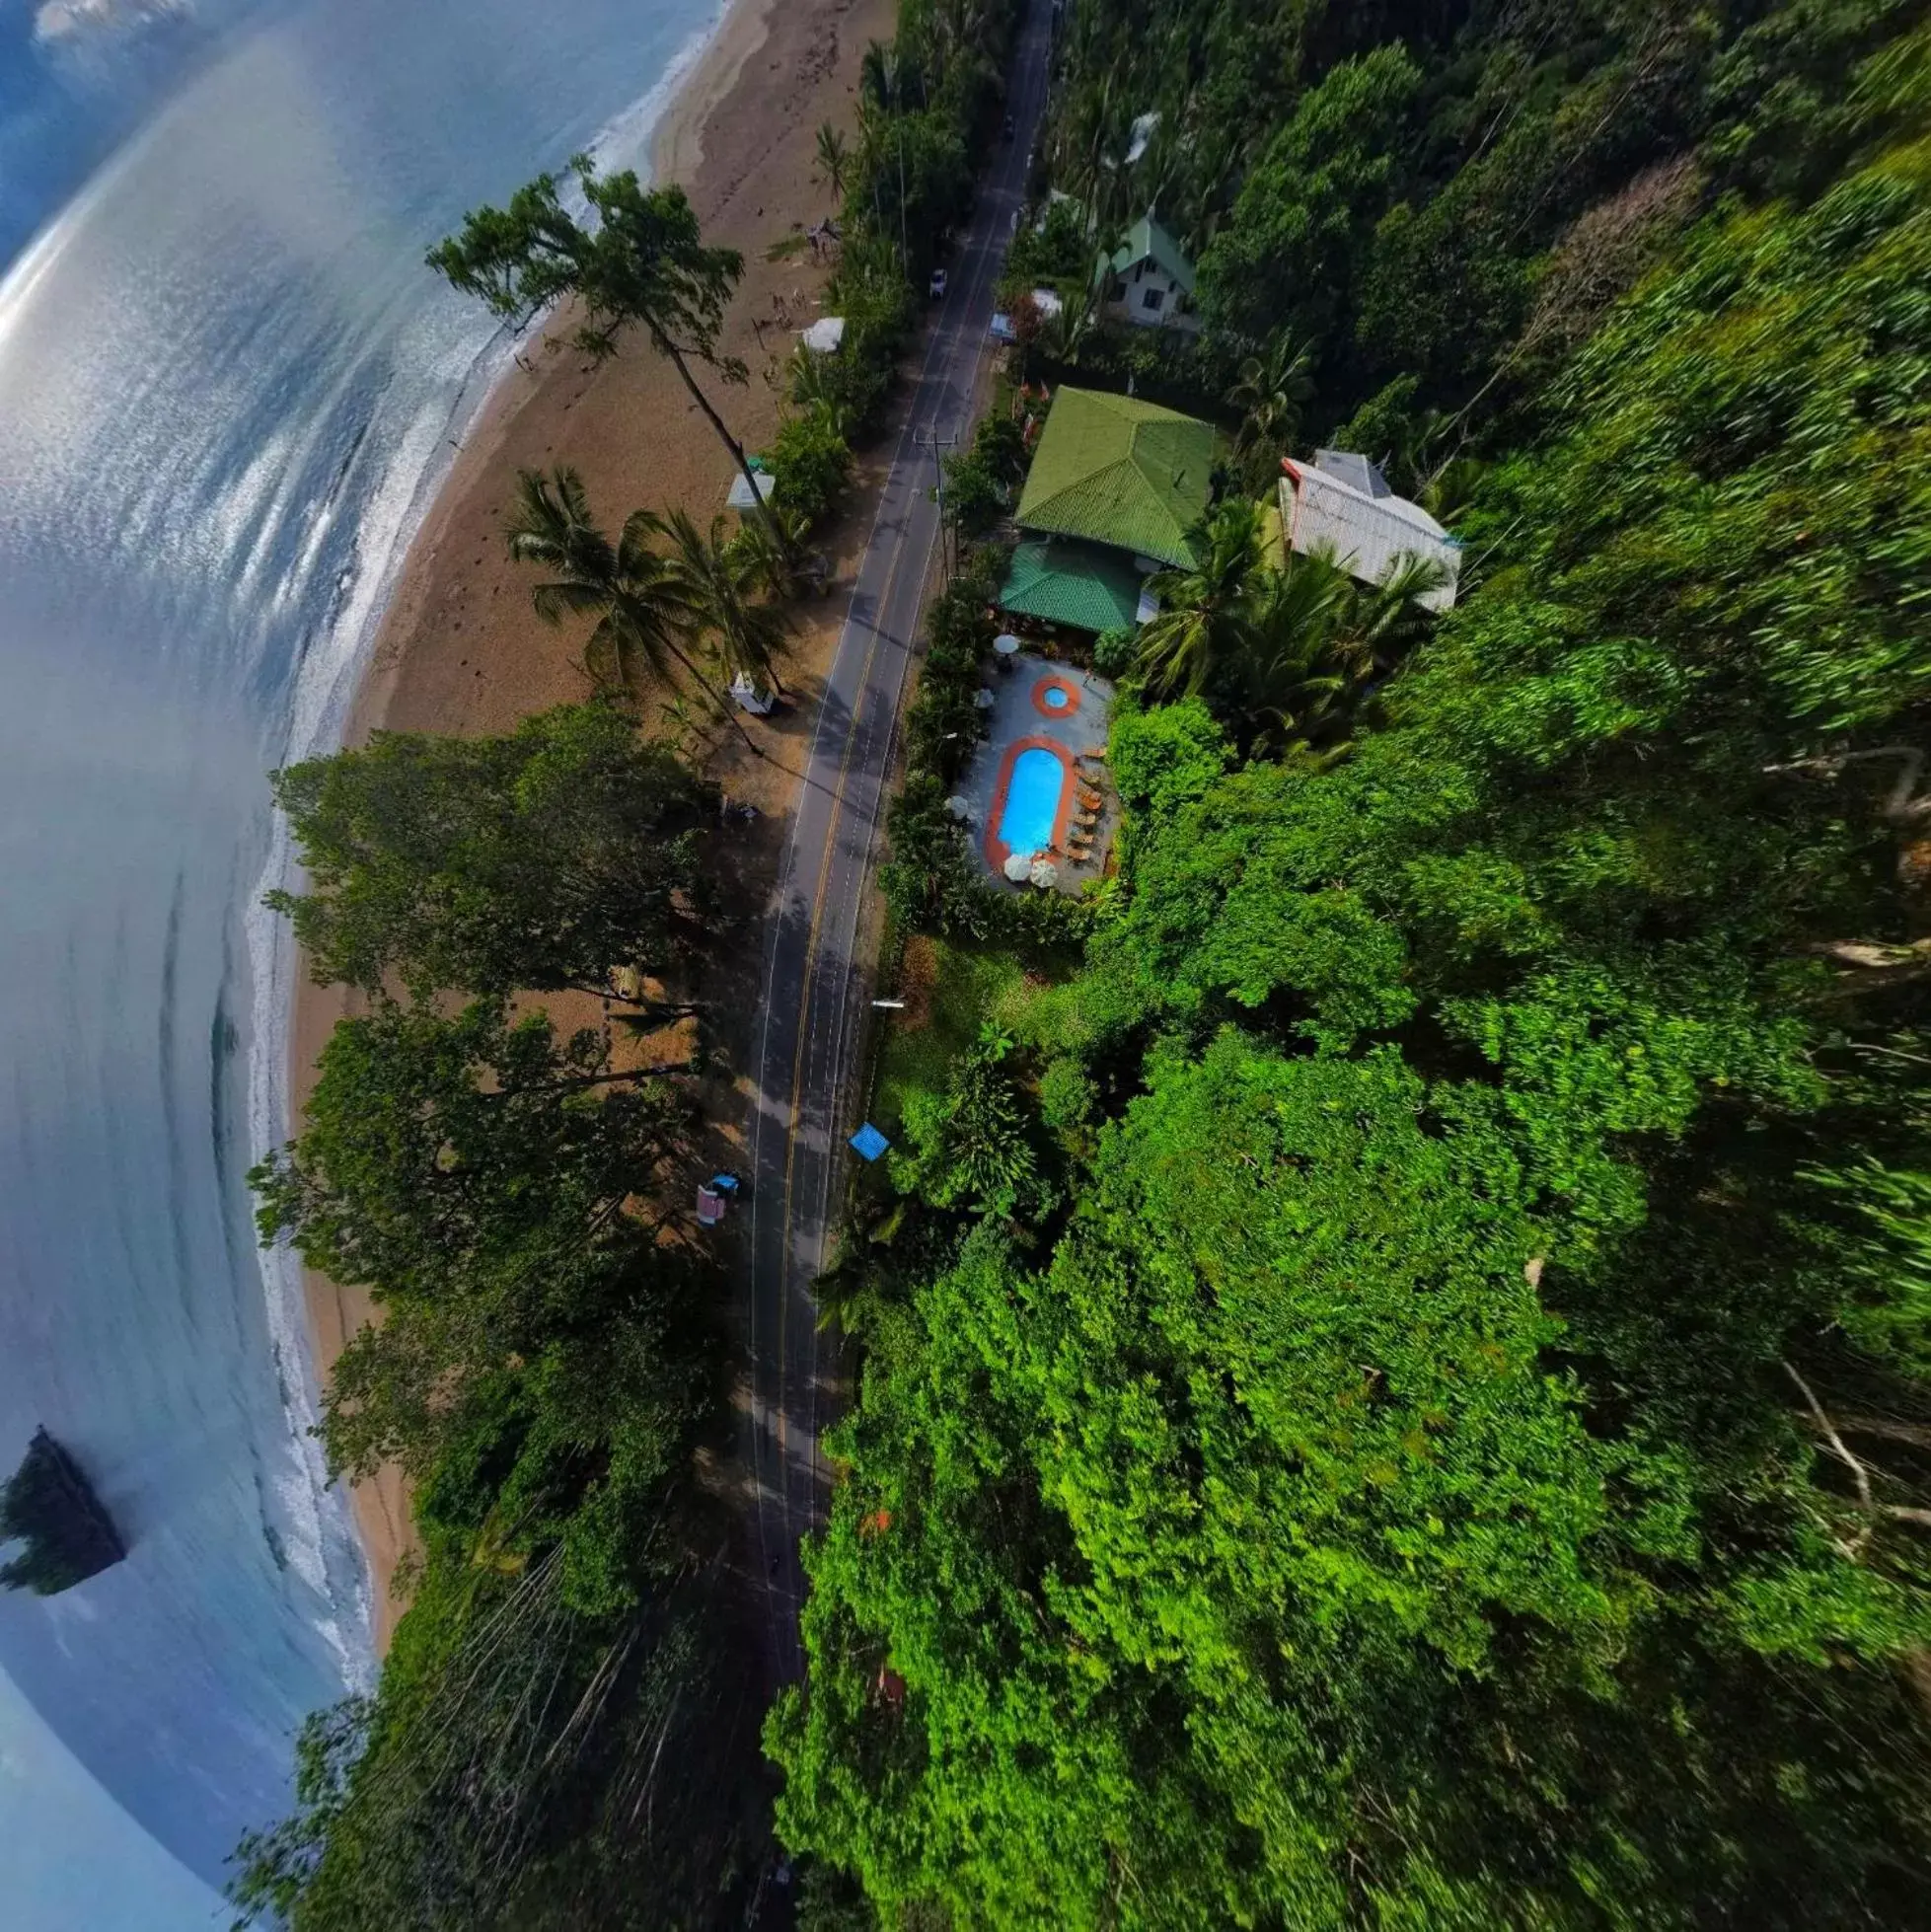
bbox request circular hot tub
[1031,674,1081,718]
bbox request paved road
[742,1,1054,1684]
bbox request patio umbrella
[945,794,971,820]
[1029,858,1059,889]
[993,632,1021,656]
[1003,852,1034,882]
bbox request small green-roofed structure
[1015,386,1215,567]
[999,538,1146,633]
[1094,214,1197,298]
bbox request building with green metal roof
[999,537,1148,633]
[1012,386,1215,570]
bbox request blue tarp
[850,1122,891,1161]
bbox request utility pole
[897,123,910,270]
[916,424,961,581]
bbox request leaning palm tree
[504,468,763,754]
[642,506,793,700]
[1133,497,1265,698]
[814,123,850,205]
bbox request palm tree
[1331,550,1452,679]
[727,499,812,603]
[1235,545,1448,746]
[859,39,897,114]
[1227,334,1316,488]
[504,468,763,754]
[1133,498,1264,698]
[787,344,852,434]
[1235,548,1355,746]
[814,123,850,205]
[1415,455,1487,529]
[1039,300,1095,368]
[641,506,793,700]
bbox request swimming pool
[997,746,1068,857]
[1042,684,1070,709]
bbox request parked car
[928,266,949,300]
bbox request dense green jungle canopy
[771,1,1931,1926]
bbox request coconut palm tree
[641,506,792,700]
[504,468,764,754]
[1234,546,1355,745]
[1227,334,1316,489]
[787,344,852,434]
[1039,299,1095,368]
[727,499,813,603]
[1133,497,1265,698]
[859,39,898,114]
[814,123,850,205]
[1331,550,1452,679]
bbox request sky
[0,1671,224,1928]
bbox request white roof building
[1278,450,1462,611]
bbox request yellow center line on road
[758,36,1037,1639]
[770,497,918,1491]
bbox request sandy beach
[291,0,897,1651]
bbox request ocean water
[0,0,716,1916]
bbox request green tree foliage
[251,997,699,1484]
[769,403,854,526]
[1197,44,1422,355]
[268,702,711,1001]
[938,411,1028,540]
[773,11,1931,1924]
[429,161,783,548]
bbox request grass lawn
[872,934,1025,1137]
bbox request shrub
[1092,627,1137,677]
[770,405,853,528]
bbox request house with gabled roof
[1094,213,1199,333]
[998,385,1217,633]
[1278,448,1462,612]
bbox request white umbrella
[973,687,997,708]
[1029,858,1059,889]
[1003,852,1034,882]
[993,632,1021,656]
[945,794,971,820]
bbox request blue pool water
[999,747,1067,857]
[1041,684,1070,709]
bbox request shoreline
[286,0,888,1656]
